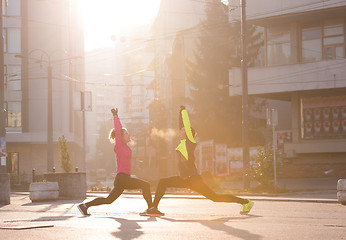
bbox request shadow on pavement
[32,216,74,222]
[22,199,82,214]
[97,216,158,240]
[160,215,263,240]
[22,199,82,206]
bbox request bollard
[53,167,55,173]
[32,168,36,182]
[337,179,346,205]
[75,167,79,173]
[0,173,10,205]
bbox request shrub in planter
[251,145,276,191]
[43,135,86,199]
[58,135,72,173]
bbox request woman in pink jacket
[78,108,153,216]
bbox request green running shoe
[240,200,254,215]
[139,207,165,217]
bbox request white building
[4,0,85,182]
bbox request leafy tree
[58,135,72,173]
[185,0,263,146]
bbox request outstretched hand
[111,108,118,116]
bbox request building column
[291,92,300,143]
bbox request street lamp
[16,49,81,172]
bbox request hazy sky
[80,0,161,51]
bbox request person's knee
[160,177,172,185]
[206,193,221,202]
[156,178,169,191]
[104,197,115,204]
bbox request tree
[58,135,72,173]
[185,0,263,146]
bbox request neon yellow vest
[176,139,188,161]
[176,109,196,162]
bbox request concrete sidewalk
[1,192,344,240]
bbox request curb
[86,192,338,204]
[10,191,338,204]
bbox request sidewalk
[220,177,340,191]
[1,191,344,240]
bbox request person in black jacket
[141,106,254,216]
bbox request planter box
[29,182,59,202]
[44,172,86,199]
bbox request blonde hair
[108,128,116,144]
[108,128,127,144]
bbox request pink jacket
[113,116,131,175]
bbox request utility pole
[241,0,250,189]
[0,0,6,173]
[47,64,53,172]
[0,0,10,205]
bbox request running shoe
[240,200,254,215]
[77,203,90,216]
[139,207,165,217]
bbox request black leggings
[85,173,152,208]
[153,175,247,208]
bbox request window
[253,26,265,67]
[7,153,19,182]
[7,28,21,54]
[302,24,322,62]
[4,0,21,16]
[267,25,292,66]
[7,65,21,92]
[7,101,21,128]
[3,29,6,53]
[323,19,344,60]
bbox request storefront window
[267,25,291,66]
[7,101,21,128]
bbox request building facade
[229,0,346,177]
[4,0,85,183]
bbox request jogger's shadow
[98,216,157,240]
[160,215,262,240]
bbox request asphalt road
[0,193,345,240]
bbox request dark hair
[191,127,196,137]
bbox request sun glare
[80,0,161,51]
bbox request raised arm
[111,108,122,144]
[179,106,196,143]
